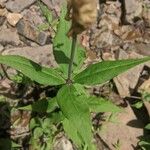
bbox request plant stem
[1,64,11,80]
[66,34,77,84]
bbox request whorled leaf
[74,57,150,85]
[18,97,58,113]
[57,85,93,148]
[0,55,65,85]
[87,96,122,113]
[63,118,82,148]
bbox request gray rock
[54,137,74,150]
[0,28,20,46]
[2,45,57,67]
[100,104,144,150]
[17,19,50,46]
[114,50,144,98]
[0,0,6,2]
[125,0,143,23]
[134,43,150,56]
[0,44,4,53]
[0,0,7,7]
[0,16,5,26]
[22,8,44,26]
[142,1,150,27]
[6,0,36,13]
[90,28,122,51]
[41,0,65,17]
[41,0,64,10]
[0,0,7,3]
[41,0,54,10]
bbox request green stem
[66,34,77,84]
[1,64,11,80]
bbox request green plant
[138,123,150,150]
[113,139,121,150]
[0,5,150,150]
[37,0,58,34]
[132,92,150,109]
[29,116,60,150]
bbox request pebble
[114,50,144,98]
[0,0,7,8]
[16,19,50,45]
[0,16,5,26]
[142,2,150,27]
[125,0,143,23]
[0,8,7,16]
[54,137,74,150]
[6,0,36,13]
[7,13,23,26]
[2,45,57,67]
[22,8,43,26]
[0,44,4,52]
[0,28,20,46]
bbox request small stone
[0,8,7,16]
[134,43,150,56]
[0,0,7,8]
[139,79,150,94]
[6,0,36,13]
[17,19,50,45]
[0,16,5,26]
[125,0,143,23]
[0,44,4,52]
[119,26,142,42]
[22,8,43,26]
[2,45,57,67]
[114,50,144,98]
[142,2,150,27]
[100,104,144,150]
[41,0,64,17]
[54,137,74,150]
[0,28,20,46]
[41,0,54,10]
[7,13,23,26]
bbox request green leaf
[18,97,58,113]
[11,72,31,84]
[53,6,85,75]
[132,101,143,109]
[74,57,150,85]
[47,111,65,124]
[38,0,52,24]
[57,85,92,148]
[30,118,40,130]
[33,127,43,139]
[63,118,82,147]
[87,96,122,113]
[143,92,150,102]
[145,124,150,130]
[0,55,65,85]
[37,23,50,31]
[12,141,22,149]
[139,139,150,150]
[42,118,52,130]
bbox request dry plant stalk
[66,0,97,36]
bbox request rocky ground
[0,0,150,150]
